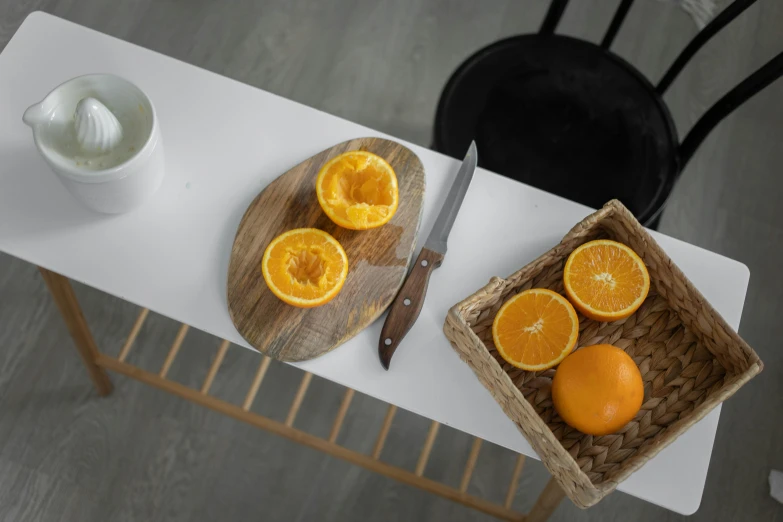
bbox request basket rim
[445,306,600,493]
[445,199,763,507]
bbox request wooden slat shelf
[62,297,562,522]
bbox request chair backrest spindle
[539,0,569,35]
[657,0,759,94]
[679,50,783,168]
[601,0,635,50]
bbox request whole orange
[551,344,644,436]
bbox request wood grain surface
[227,137,426,362]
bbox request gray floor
[1,1,782,521]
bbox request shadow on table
[0,141,113,239]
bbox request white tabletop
[0,12,750,515]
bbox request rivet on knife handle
[379,248,444,370]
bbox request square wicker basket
[443,200,763,509]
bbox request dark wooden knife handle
[379,248,444,370]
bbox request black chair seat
[434,35,679,225]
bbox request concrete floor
[1,1,782,521]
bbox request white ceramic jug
[23,74,164,214]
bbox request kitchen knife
[378,141,478,370]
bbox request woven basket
[443,200,762,509]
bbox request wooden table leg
[38,267,112,396]
[527,477,565,522]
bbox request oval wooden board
[227,137,426,362]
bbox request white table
[0,12,750,518]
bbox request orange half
[491,288,579,371]
[262,228,348,308]
[563,239,650,322]
[316,150,399,230]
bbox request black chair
[433,0,783,228]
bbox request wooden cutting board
[227,137,426,362]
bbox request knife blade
[378,141,478,370]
